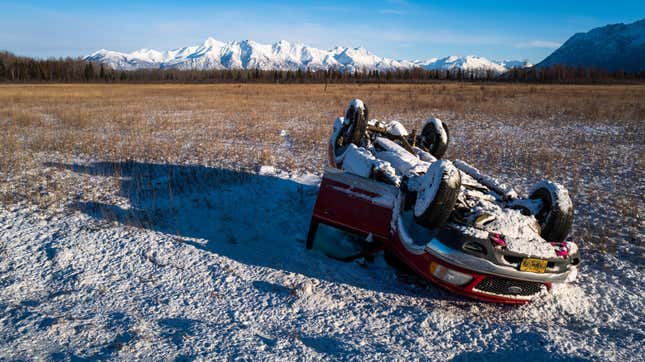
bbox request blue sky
[0,0,643,63]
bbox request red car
[306,99,580,304]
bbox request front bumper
[390,239,552,303]
[425,238,572,284]
[393,215,574,303]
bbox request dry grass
[0,83,643,254]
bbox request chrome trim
[424,238,570,283]
[472,288,535,300]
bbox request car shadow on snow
[46,160,465,301]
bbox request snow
[349,98,364,111]
[469,201,556,259]
[496,59,533,69]
[85,38,529,73]
[1,156,644,360]
[336,124,564,259]
[339,144,397,184]
[385,121,409,137]
[453,166,561,258]
[340,144,377,178]
[373,137,428,177]
[413,147,437,163]
[414,55,507,73]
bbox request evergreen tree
[84,62,94,81]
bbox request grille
[474,277,544,297]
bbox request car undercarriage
[307,99,580,303]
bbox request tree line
[503,64,645,83]
[1,51,643,84]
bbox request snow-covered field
[1,84,643,360]
[1,155,642,360]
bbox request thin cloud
[386,0,411,5]
[311,5,353,13]
[515,40,561,48]
[379,9,407,15]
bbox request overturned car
[306,99,580,304]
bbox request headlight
[430,262,473,286]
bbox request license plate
[520,258,548,273]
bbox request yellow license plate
[520,258,548,273]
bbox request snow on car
[307,99,580,303]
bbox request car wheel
[414,160,461,228]
[417,118,449,159]
[342,99,368,147]
[529,180,574,243]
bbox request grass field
[1,83,644,359]
[1,83,643,254]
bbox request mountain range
[85,37,531,73]
[536,19,644,72]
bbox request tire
[416,118,449,159]
[342,99,368,147]
[414,160,461,228]
[529,180,574,243]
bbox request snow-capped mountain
[496,59,533,69]
[85,37,528,73]
[536,19,645,72]
[412,56,531,73]
[85,37,414,72]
